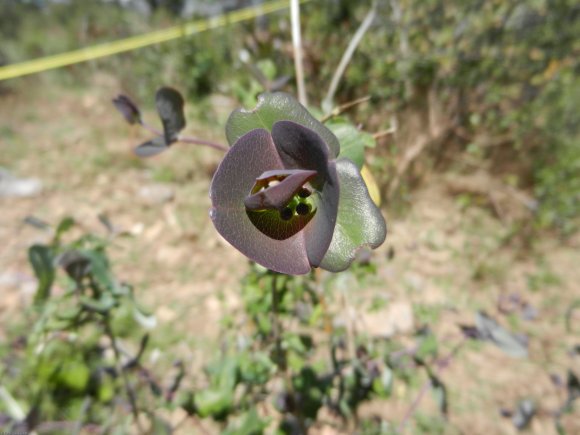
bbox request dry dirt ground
[0,77,578,434]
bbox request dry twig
[322,3,377,113]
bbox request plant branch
[177,135,229,152]
[104,320,145,433]
[322,3,377,113]
[390,0,412,97]
[270,273,285,370]
[397,340,465,433]
[139,122,228,152]
[290,0,308,106]
[140,121,162,136]
[320,95,372,123]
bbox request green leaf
[0,386,26,421]
[326,121,376,169]
[223,408,268,435]
[372,367,393,398]
[225,92,340,158]
[28,244,55,305]
[57,361,90,392]
[82,250,122,294]
[150,416,173,435]
[80,294,116,314]
[207,357,239,391]
[53,216,75,242]
[416,334,439,361]
[156,87,186,143]
[429,373,448,417]
[320,159,387,272]
[194,388,234,419]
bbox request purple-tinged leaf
[57,250,91,282]
[155,87,186,144]
[134,137,168,158]
[112,94,142,125]
[459,324,482,340]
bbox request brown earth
[0,76,578,434]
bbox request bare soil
[0,77,578,434]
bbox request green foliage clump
[0,218,160,432]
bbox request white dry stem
[290,0,308,106]
[322,3,377,113]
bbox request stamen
[296,202,310,216]
[280,207,293,221]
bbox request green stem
[270,272,285,370]
[104,319,145,433]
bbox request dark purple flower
[210,93,386,275]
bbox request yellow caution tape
[0,0,310,81]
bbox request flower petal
[271,121,339,268]
[209,128,311,275]
[244,169,317,211]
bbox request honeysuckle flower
[210,93,386,275]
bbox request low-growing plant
[0,217,173,432]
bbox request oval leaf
[326,121,376,169]
[226,92,340,158]
[112,94,142,125]
[156,87,186,143]
[320,158,387,272]
[134,136,168,158]
[28,244,55,304]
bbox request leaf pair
[113,88,186,157]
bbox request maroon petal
[209,128,311,275]
[271,121,339,268]
[244,169,317,211]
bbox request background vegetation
[0,0,578,433]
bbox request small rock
[0,168,43,198]
[362,301,414,337]
[138,183,174,205]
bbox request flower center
[244,169,318,240]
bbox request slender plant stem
[397,340,465,433]
[71,396,92,435]
[270,273,284,369]
[104,320,145,434]
[390,0,412,97]
[290,0,308,106]
[140,121,162,136]
[178,136,229,152]
[140,121,228,152]
[322,3,377,113]
[320,95,372,123]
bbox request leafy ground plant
[0,217,180,433]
